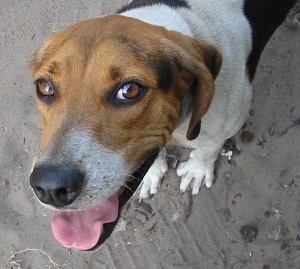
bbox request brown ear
[186,61,217,140]
[172,37,222,140]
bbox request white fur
[122,1,253,199]
[36,129,128,210]
[122,5,193,35]
[139,148,168,200]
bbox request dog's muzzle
[28,153,158,250]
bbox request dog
[28,0,296,250]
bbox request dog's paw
[177,156,214,195]
[139,148,168,201]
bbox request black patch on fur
[244,0,296,81]
[117,0,189,13]
[113,34,173,91]
[109,66,122,81]
[150,59,173,90]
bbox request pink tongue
[51,193,119,250]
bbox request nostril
[32,186,46,200]
[35,186,45,195]
[57,188,68,195]
[56,188,79,205]
[57,188,68,202]
[56,188,67,203]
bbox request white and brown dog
[29,0,296,250]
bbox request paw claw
[192,189,199,195]
[205,181,212,188]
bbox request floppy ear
[185,61,217,140]
[165,33,222,140]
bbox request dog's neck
[121,4,192,36]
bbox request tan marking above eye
[116,82,142,100]
[36,80,55,96]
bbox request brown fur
[29,15,221,167]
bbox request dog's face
[29,14,221,250]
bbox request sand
[0,0,299,268]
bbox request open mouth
[50,153,158,251]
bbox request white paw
[139,148,168,201]
[177,157,214,195]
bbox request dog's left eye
[116,82,143,100]
[35,79,55,97]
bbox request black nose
[30,166,84,207]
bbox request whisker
[119,172,143,182]
[114,181,134,193]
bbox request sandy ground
[0,1,299,268]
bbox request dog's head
[28,14,222,250]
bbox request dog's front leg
[139,148,168,201]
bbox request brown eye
[116,82,142,100]
[36,79,55,96]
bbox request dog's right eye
[116,82,143,100]
[35,79,55,97]
[108,80,149,106]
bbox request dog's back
[122,0,296,81]
[178,0,296,81]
